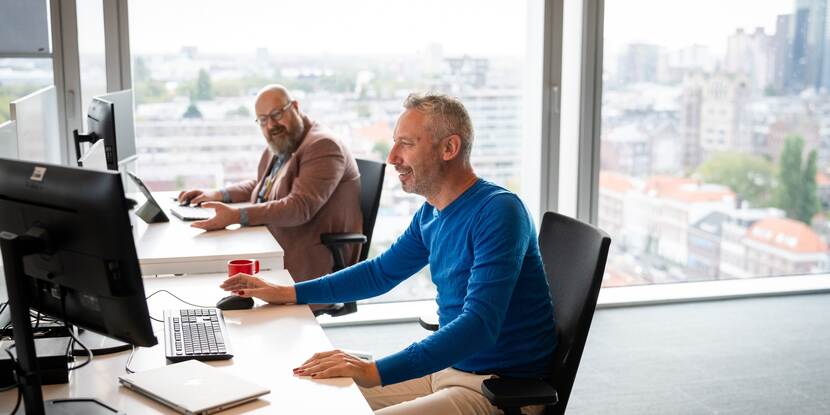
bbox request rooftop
[747,217,827,253]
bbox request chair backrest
[539,212,610,415]
[356,158,385,261]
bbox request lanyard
[256,154,286,203]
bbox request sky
[77,0,793,57]
[120,0,528,56]
[604,0,791,56]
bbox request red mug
[227,259,260,277]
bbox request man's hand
[293,350,381,388]
[190,202,239,231]
[178,189,223,206]
[220,273,297,304]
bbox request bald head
[255,84,292,108]
[254,84,305,155]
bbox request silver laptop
[118,359,270,415]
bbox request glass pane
[0,58,54,124]
[76,0,107,121]
[129,0,539,303]
[599,1,829,287]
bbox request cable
[64,327,93,372]
[145,289,213,309]
[124,345,136,374]
[56,287,93,372]
[4,349,21,415]
[0,343,17,393]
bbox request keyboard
[169,205,213,221]
[164,308,233,362]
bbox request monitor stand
[0,229,125,415]
[43,398,121,414]
[74,330,131,356]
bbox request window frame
[74,0,830,325]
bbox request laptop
[169,205,214,221]
[118,359,270,415]
[126,172,213,221]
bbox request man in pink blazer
[178,85,363,285]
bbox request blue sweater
[295,179,557,385]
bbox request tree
[695,152,775,207]
[774,136,820,224]
[801,149,820,223]
[135,79,169,104]
[183,100,203,119]
[195,69,214,101]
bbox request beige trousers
[359,368,545,415]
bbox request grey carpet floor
[323,293,830,414]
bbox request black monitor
[0,157,157,414]
[73,97,118,171]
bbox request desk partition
[10,85,61,164]
[0,120,17,159]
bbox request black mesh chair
[418,212,611,415]
[316,158,385,317]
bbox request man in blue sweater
[220,93,556,414]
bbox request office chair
[418,212,611,415]
[316,158,385,317]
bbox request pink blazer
[224,116,363,282]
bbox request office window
[129,0,540,303]
[0,58,53,123]
[76,0,107,121]
[599,0,830,286]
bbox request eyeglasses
[255,101,294,127]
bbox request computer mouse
[216,295,254,311]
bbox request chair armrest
[320,232,367,247]
[481,377,559,408]
[321,233,368,272]
[418,314,439,331]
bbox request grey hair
[403,92,474,162]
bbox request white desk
[133,192,284,276]
[0,271,373,414]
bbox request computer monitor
[0,157,157,414]
[74,97,118,171]
[97,89,137,167]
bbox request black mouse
[216,295,254,310]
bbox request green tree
[801,149,820,223]
[695,152,775,207]
[182,100,203,119]
[774,136,820,224]
[195,69,214,101]
[134,80,169,104]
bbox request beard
[266,116,304,155]
[399,156,446,197]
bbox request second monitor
[73,89,137,172]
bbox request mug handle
[252,259,260,274]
